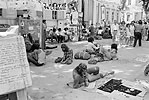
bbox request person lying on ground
[85,37,118,60]
[72,63,114,89]
[55,44,73,65]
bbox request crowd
[109,20,149,47]
[22,19,149,90]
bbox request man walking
[111,20,119,43]
[133,20,144,47]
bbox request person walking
[111,20,119,43]
[130,21,135,46]
[42,20,47,49]
[133,20,144,47]
[143,22,148,40]
[146,22,149,41]
[119,21,126,46]
[89,24,95,37]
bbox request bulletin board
[19,18,41,41]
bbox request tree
[142,0,149,14]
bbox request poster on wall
[43,2,67,11]
[19,19,41,41]
[0,36,32,95]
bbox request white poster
[0,36,32,95]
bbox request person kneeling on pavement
[55,44,73,65]
[72,63,114,89]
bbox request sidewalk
[28,39,149,100]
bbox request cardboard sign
[0,36,32,95]
[96,78,147,100]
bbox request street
[27,39,149,100]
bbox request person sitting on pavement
[85,37,101,55]
[85,37,118,60]
[26,43,45,66]
[72,63,114,89]
[55,44,73,65]
[25,36,52,66]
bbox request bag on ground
[74,52,91,60]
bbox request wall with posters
[42,0,81,29]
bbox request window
[127,15,130,21]
[112,12,114,22]
[0,8,2,16]
[52,11,57,19]
[106,11,109,21]
[128,0,131,5]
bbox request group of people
[46,27,73,43]
[111,20,149,47]
[25,20,149,90]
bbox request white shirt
[86,42,99,51]
[111,24,119,31]
[126,27,131,37]
[130,25,135,37]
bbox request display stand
[0,36,32,100]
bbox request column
[93,0,97,25]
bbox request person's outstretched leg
[88,71,115,82]
[27,54,44,66]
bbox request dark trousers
[57,35,65,43]
[147,31,149,41]
[133,32,142,47]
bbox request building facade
[122,0,143,23]
[84,0,121,27]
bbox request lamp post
[78,12,83,41]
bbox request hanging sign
[43,2,67,11]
